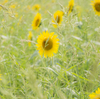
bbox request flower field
[0,0,100,99]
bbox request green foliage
[0,0,100,99]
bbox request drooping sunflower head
[32,13,42,30]
[28,31,33,47]
[36,31,59,58]
[89,88,100,99]
[52,10,63,28]
[32,4,40,11]
[91,0,100,16]
[67,0,74,15]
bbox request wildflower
[10,4,16,9]
[52,10,63,28]
[67,0,74,15]
[89,88,100,99]
[91,0,100,16]
[36,31,59,58]
[28,31,33,47]
[32,4,40,11]
[32,13,42,30]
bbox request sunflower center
[42,38,53,50]
[56,15,60,23]
[95,3,100,12]
[35,19,40,26]
[35,7,39,10]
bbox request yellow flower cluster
[30,0,100,58]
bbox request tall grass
[0,0,100,99]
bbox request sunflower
[52,10,63,28]
[91,0,100,16]
[36,31,59,58]
[32,13,42,30]
[67,0,74,15]
[28,31,32,47]
[32,4,40,11]
[89,88,100,99]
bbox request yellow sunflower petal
[89,88,100,99]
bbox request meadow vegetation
[0,0,100,99]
